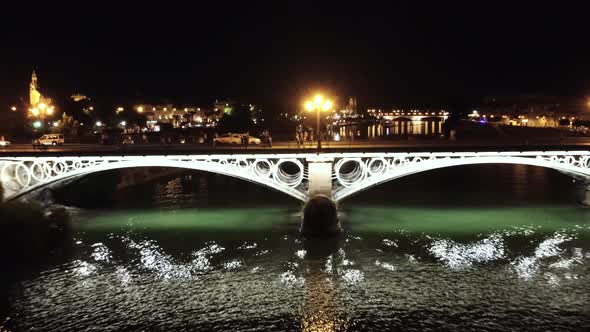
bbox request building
[470,95,588,128]
[29,70,53,109]
[70,93,89,102]
[135,104,216,130]
[340,97,358,118]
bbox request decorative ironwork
[0,155,310,201]
[2,151,590,203]
[330,151,590,201]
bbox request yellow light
[321,100,333,111]
[31,108,40,116]
[313,94,324,107]
[304,101,314,111]
[117,107,124,112]
[137,106,144,113]
[10,106,16,111]
[45,108,53,115]
[38,103,47,111]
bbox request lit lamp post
[304,94,333,149]
[30,102,54,134]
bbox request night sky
[1,2,589,112]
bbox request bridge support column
[301,157,341,237]
[583,184,590,206]
[307,157,334,198]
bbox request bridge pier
[582,184,590,206]
[301,157,341,237]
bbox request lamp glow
[313,94,324,107]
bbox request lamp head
[313,94,324,108]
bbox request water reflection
[3,165,590,330]
[337,118,444,139]
[4,221,588,330]
[300,237,346,331]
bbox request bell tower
[29,70,41,106]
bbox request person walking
[267,132,272,148]
[212,132,218,149]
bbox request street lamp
[30,103,54,134]
[304,94,333,149]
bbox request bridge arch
[0,156,309,202]
[332,153,590,202]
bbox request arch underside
[1,159,309,202]
[333,156,590,202]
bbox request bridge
[2,149,590,203]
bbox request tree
[217,104,253,133]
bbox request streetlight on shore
[304,94,333,149]
[30,103,54,134]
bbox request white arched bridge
[2,150,590,202]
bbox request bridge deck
[1,143,590,157]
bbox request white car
[248,136,262,145]
[33,134,64,147]
[214,133,242,144]
[214,133,261,145]
[0,138,10,146]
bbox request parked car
[214,133,243,144]
[0,137,11,147]
[32,134,64,147]
[248,136,261,145]
[214,133,262,145]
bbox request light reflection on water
[2,165,590,330]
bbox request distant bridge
[2,150,590,202]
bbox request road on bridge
[2,137,590,156]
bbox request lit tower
[29,70,41,107]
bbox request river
[1,164,589,331]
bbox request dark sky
[1,2,589,112]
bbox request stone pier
[301,156,341,237]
